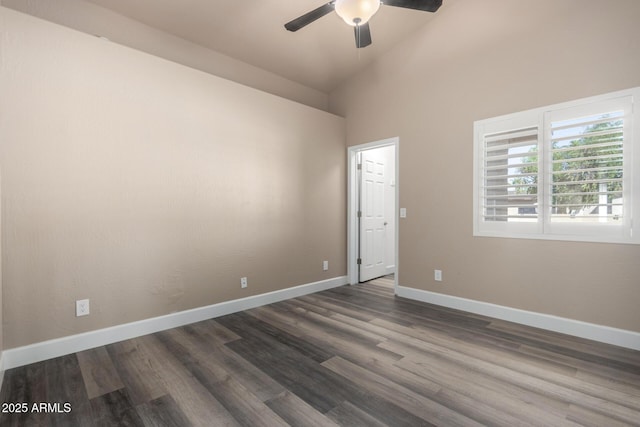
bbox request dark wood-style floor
[1,276,640,426]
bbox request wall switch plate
[400,208,407,218]
[240,277,248,288]
[434,270,442,282]
[76,299,90,317]
[323,260,329,271]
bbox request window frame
[473,87,640,245]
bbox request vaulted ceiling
[83,0,451,92]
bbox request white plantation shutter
[546,104,629,225]
[482,126,539,223]
[474,88,639,244]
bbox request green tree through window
[513,116,623,220]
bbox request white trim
[473,86,640,245]
[347,137,399,291]
[3,276,348,370]
[396,285,640,351]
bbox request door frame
[347,137,399,291]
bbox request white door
[359,148,387,282]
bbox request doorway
[347,137,398,291]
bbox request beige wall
[0,0,329,111]
[330,0,640,332]
[0,172,3,355]
[0,7,346,349]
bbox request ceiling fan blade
[285,2,335,32]
[355,22,372,48]
[382,0,442,12]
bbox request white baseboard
[396,286,640,351]
[385,265,396,275]
[3,276,348,370]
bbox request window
[473,87,640,244]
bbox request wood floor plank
[221,324,346,413]
[135,394,193,427]
[222,324,428,426]
[369,276,395,289]
[0,355,94,427]
[0,363,47,427]
[488,319,640,366]
[137,334,241,427]
[45,354,94,427]
[155,329,289,427]
[298,294,377,322]
[376,319,640,415]
[183,318,242,345]
[479,324,640,375]
[565,403,638,427]
[386,343,640,425]
[90,388,145,427]
[410,322,583,378]
[246,306,307,338]
[522,343,640,386]
[261,299,394,349]
[250,304,402,366]
[387,355,575,426]
[393,298,492,329]
[0,369,24,427]
[220,311,334,363]
[312,292,415,327]
[279,299,389,342]
[264,391,341,427]
[323,287,399,313]
[322,356,484,427]
[77,346,125,399]
[356,286,394,296]
[191,373,290,427]
[325,401,392,427]
[106,339,167,406]
[179,323,286,402]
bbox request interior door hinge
[357,163,362,170]
[357,258,362,265]
[357,210,362,218]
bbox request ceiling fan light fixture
[335,0,381,26]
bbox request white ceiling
[84,0,448,93]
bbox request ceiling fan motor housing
[335,0,381,26]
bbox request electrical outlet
[240,277,248,288]
[76,299,90,317]
[434,270,442,282]
[323,260,329,271]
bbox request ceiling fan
[284,0,442,48]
